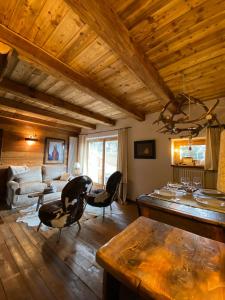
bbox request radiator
[173,166,205,187]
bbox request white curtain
[68,137,78,174]
[117,128,128,203]
[217,130,225,193]
[205,127,221,171]
[78,135,88,175]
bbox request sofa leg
[37,222,42,232]
[110,204,112,211]
[57,228,62,243]
[103,207,105,219]
[77,220,81,230]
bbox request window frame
[171,137,206,166]
[87,136,118,187]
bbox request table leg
[103,271,120,300]
[36,195,44,211]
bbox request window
[171,138,206,166]
[180,145,206,161]
[87,137,118,186]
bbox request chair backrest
[106,171,122,195]
[61,175,92,212]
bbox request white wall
[82,112,173,200]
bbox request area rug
[16,203,99,231]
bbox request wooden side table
[96,217,225,300]
[28,188,56,211]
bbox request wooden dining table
[136,193,225,243]
[96,217,225,300]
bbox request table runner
[150,192,225,214]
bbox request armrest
[7,180,19,191]
[6,180,20,208]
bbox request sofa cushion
[14,166,42,184]
[17,182,47,195]
[42,165,66,181]
[52,180,67,192]
[8,165,30,181]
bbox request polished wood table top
[137,194,225,227]
[97,217,225,300]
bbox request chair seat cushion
[39,199,83,228]
[86,190,110,206]
[39,200,63,227]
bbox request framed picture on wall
[134,140,156,159]
[44,138,65,164]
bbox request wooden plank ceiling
[0,0,224,132]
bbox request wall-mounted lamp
[25,134,38,145]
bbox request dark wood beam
[0,54,8,79]
[0,110,80,133]
[0,78,115,126]
[0,25,145,121]
[0,97,96,129]
[65,0,176,109]
[0,42,12,80]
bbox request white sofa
[7,165,70,208]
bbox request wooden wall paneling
[0,117,76,203]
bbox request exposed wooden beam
[64,0,176,108]
[0,110,80,133]
[0,53,8,79]
[0,78,115,126]
[0,97,95,129]
[0,42,12,80]
[0,25,145,121]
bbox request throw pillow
[60,172,71,181]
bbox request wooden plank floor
[0,202,138,300]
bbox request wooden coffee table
[28,189,56,211]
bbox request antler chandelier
[154,93,220,137]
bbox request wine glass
[180,177,190,187]
[193,177,202,190]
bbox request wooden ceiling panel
[42,10,84,57]
[70,37,115,73]
[146,9,225,63]
[22,0,69,46]
[1,0,225,122]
